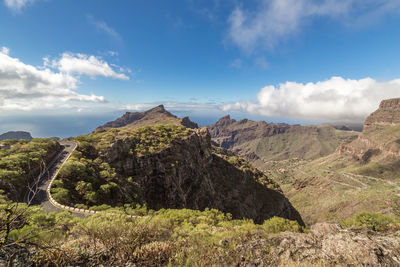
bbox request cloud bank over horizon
[0,46,129,112]
[222,76,400,123]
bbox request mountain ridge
[95,105,198,132]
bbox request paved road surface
[26,141,77,213]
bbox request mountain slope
[208,116,358,162]
[54,107,303,224]
[263,98,400,224]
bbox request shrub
[262,216,302,233]
[345,212,395,231]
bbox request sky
[1,0,400,137]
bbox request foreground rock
[238,223,400,266]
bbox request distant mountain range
[208,116,359,162]
[0,131,32,141]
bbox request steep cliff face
[95,105,198,132]
[363,98,400,132]
[338,98,400,162]
[100,128,302,224]
[58,121,304,225]
[208,116,358,162]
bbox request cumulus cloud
[0,47,131,112]
[221,76,400,122]
[228,0,400,53]
[4,0,34,11]
[56,53,129,80]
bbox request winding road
[26,140,77,213]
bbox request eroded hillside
[262,98,400,224]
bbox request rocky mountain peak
[363,98,400,132]
[379,98,400,109]
[145,104,168,114]
[95,105,198,132]
[215,115,235,126]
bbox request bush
[262,216,302,233]
[344,212,395,231]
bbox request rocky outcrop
[98,127,303,225]
[208,115,290,149]
[364,98,400,132]
[0,131,32,141]
[95,105,198,132]
[237,223,400,266]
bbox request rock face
[97,127,303,224]
[208,116,358,162]
[95,105,198,132]
[0,131,32,141]
[238,223,400,266]
[363,98,400,132]
[338,98,400,162]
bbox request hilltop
[95,105,198,132]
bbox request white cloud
[4,0,34,11]
[121,101,222,113]
[56,53,129,80]
[1,47,10,55]
[221,76,400,122]
[87,15,123,44]
[0,47,124,112]
[228,0,400,53]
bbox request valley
[1,98,400,266]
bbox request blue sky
[1,0,400,137]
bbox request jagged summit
[95,105,198,132]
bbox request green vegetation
[51,154,133,206]
[0,197,304,266]
[0,138,60,200]
[75,124,193,154]
[341,212,396,231]
[52,124,193,207]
